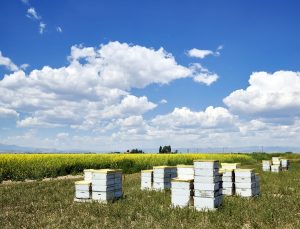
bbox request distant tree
[127,148,144,154]
[159,146,162,153]
[159,145,172,154]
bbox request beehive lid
[221,163,241,168]
[272,157,281,160]
[92,169,122,174]
[262,160,271,162]
[153,166,176,169]
[83,169,95,172]
[171,178,194,182]
[141,169,153,173]
[219,168,234,172]
[193,159,219,162]
[177,164,194,168]
[75,180,91,185]
[235,169,253,172]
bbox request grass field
[1,162,300,228]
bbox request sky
[0,0,300,151]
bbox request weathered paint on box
[194,182,219,191]
[235,182,256,189]
[75,190,91,199]
[92,191,115,201]
[194,196,222,210]
[194,168,219,177]
[75,181,92,191]
[194,175,221,183]
[194,189,220,198]
[193,160,219,169]
[171,194,193,208]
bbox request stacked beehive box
[193,160,223,211]
[262,160,271,172]
[91,169,123,202]
[177,165,194,180]
[220,163,240,196]
[74,169,95,202]
[141,169,153,190]
[75,180,92,201]
[281,159,290,171]
[271,157,281,173]
[235,169,260,197]
[220,169,234,196]
[263,158,290,172]
[153,166,177,191]
[171,178,194,208]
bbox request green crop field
[1,159,300,228]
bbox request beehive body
[84,169,95,182]
[91,169,123,201]
[262,160,271,172]
[235,169,260,197]
[75,181,92,199]
[75,169,123,203]
[220,168,235,196]
[193,160,223,211]
[177,165,194,180]
[141,170,153,190]
[171,178,194,208]
[271,165,281,173]
[152,166,177,191]
[281,159,290,170]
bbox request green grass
[1,162,300,228]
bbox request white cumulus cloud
[0,51,19,72]
[151,106,236,130]
[224,71,300,117]
[190,63,219,86]
[0,107,19,118]
[0,41,212,129]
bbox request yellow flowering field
[0,153,254,181]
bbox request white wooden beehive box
[92,191,115,201]
[75,180,92,199]
[177,165,194,180]
[194,175,221,183]
[194,168,219,177]
[194,196,222,211]
[235,169,254,178]
[193,160,219,170]
[194,182,220,191]
[84,169,95,182]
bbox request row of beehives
[141,161,260,211]
[74,169,123,203]
[262,157,290,172]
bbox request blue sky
[0,0,300,151]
